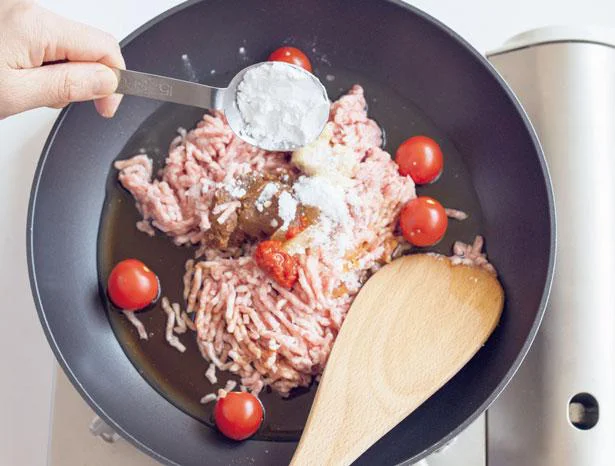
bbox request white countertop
[2,1,614,465]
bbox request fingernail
[92,68,118,97]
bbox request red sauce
[254,240,299,289]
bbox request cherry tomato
[254,240,299,289]
[214,392,264,441]
[268,46,313,73]
[107,259,159,311]
[395,136,443,184]
[399,197,448,247]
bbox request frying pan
[27,0,555,464]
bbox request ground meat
[117,86,417,396]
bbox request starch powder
[236,62,329,150]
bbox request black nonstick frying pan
[27,0,555,464]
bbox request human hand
[0,1,125,119]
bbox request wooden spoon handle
[290,254,503,466]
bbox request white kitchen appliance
[486,26,615,466]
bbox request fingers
[94,94,124,118]
[48,99,123,117]
[38,8,126,117]
[35,6,126,70]
[0,62,119,118]
[0,3,125,118]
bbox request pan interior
[99,65,486,441]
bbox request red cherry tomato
[107,259,159,311]
[254,240,299,289]
[268,46,313,73]
[395,136,444,184]
[399,197,448,247]
[214,392,264,441]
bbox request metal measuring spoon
[112,62,329,152]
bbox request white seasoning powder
[293,176,349,223]
[335,231,353,254]
[255,182,279,212]
[220,179,246,199]
[283,176,354,257]
[345,190,361,210]
[278,191,298,229]
[309,216,334,248]
[236,62,329,150]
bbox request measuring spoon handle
[112,68,225,110]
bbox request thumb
[3,62,118,116]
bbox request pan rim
[26,0,556,464]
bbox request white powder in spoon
[236,62,329,150]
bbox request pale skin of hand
[0,1,125,119]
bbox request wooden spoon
[290,253,504,466]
